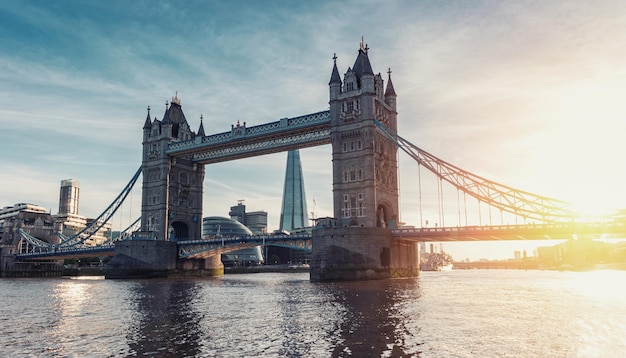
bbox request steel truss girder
[177,234,312,259]
[166,111,331,164]
[17,228,54,254]
[102,217,141,246]
[192,127,330,164]
[374,120,574,223]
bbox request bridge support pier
[310,227,419,281]
[105,240,177,279]
[177,255,224,277]
[105,240,226,278]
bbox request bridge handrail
[392,220,626,235]
[177,233,312,246]
[16,244,115,258]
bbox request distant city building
[279,150,309,232]
[53,179,111,246]
[202,216,263,266]
[0,203,57,248]
[59,179,80,215]
[228,201,267,234]
[270,150,311,264]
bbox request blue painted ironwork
[16,245,115,260]
[102,217,141,245]
[59,167,142,247]
[374,119,575,223]
[17,228,55,254]
[177,233,311,259]
[167,111,331,164]
[392,220,626,242]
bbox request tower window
[346,101,354,112]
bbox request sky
[2,0,626,260]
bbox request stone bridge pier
[310,227,419,281]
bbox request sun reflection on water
[568,269,626,300]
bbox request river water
[1,269,625,357]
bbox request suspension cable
[457,188,461,226]
[418,162,423,228]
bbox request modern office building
[53,179,111,245]
[228,201,267,234]
[202,216,263,266]
[58,179,80,215]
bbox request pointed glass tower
[279,150,309,231]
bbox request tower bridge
[4,40,626,279]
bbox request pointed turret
[352,39,374,93]
[352,44,374,78]
[143,106,152,130]
[162,100,170,124]
[329,53,342,85]
[384,68,396,97]
[198,115,205,137]
[384,68,397,111]
[329,53,342,101]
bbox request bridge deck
[393,221,626,241]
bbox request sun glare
[569,270,626,300]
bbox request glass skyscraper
[279,150,309,232]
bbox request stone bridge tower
[106,95,214,279]
[311,41,418,281]
[140,94,205,241]
[329,41,399,229]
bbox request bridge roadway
[15,233,312,261]
[16,221,625,261]
[392,220,626,242]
